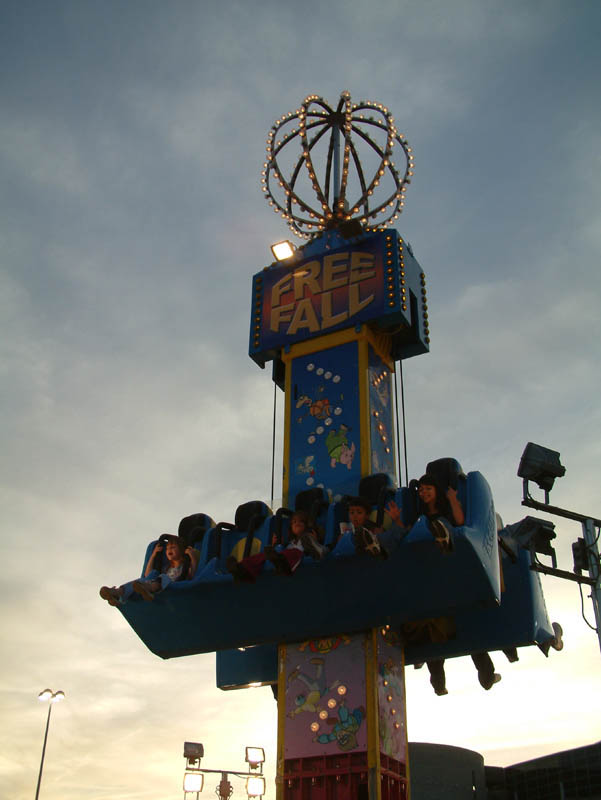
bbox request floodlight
[572,538,589,574]
[245,747,265,768]
[270,240,295,261]
[38,689,53,702]
[508,516,557,567]
[246,775,266,797]
[518,442,565,493]
[50,690,65,703]
[184,742,204,760]
[183,772,204,792]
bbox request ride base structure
[113,94,563,800]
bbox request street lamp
[35,689,65,800]
[182,742,266,799]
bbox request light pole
[183,742,266,799]
[35,689,65,800]
[518,442,601,654]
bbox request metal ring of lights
[261,91,414,240]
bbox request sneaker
[226,556,253,583]
[301,533,326,560]
[430,519,452,552]
[226,555,240,578]
[551,622,564,652]
[266,549,292,575]
[99,586,120,606]
[354,527,383,558]
[132,580,155,602]
[428,661,448,695]
[479,671,502,690]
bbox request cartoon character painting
[296,455,315,479]
[313,701,365,751]
[287,657,340,717]
[296,394,332,420]
[289,346,361,500]
[326,424,356,469]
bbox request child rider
[226,510,325,583]
[99,534,199,604]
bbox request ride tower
[108,92,564,799]
[253,92,429,800]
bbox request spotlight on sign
[271,240,296,261]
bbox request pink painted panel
[377,631,407,764]
[283,634,368,758]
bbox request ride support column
[276,629,409,800]
[281,326,396,508]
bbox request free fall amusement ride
[111,93,586,800]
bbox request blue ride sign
[249,230,428,367]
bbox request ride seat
[270,488,331,547]
[358,473,396,528]
[178,513,216,549]
[393,484,420,529]
[426,457,468,511]
[295,487,329,542]
[216,500,272,565]
[324,498,350,547]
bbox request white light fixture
[182,742,265,799]
[245,747,265,769]
[246,775,266,797]
[270,240,295,261]
[183,772,204,792]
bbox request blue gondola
[116,464,501,660]
[217,526,555,689]
[215,520,557,689]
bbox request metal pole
[333,124,340,206]
[218,771,232,800]
[34,703,52,800]
[582,517,601,654]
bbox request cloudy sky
[1,1,600,798]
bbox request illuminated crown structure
[261,91,414,239]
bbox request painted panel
[288,341,361,502]
[282,634,368,759]
[377,631,407,764]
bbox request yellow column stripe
[276,644,287,800]
[358,335,371,478]
[365,628,382,800]
[282,356,292,507]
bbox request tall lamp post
[35,689,65,800]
